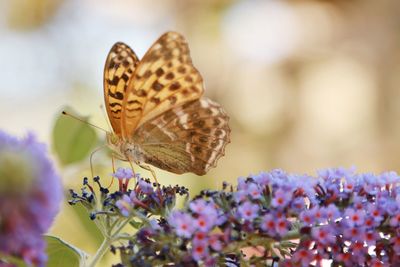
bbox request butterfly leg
[137,162,164,203]
[106,154,116,188]
[90,145,107,178]
[137,162,159,185]
[128,160,137,179]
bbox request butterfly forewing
[133,98,230,175]
[121,32,204,138]
[104,42,139,135]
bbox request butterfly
[103,31,230,175]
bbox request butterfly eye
[111,135,119,144]
[106,133,119,145]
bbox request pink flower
[192,239,209,261]
[168,211,195,238]
[237,201,259,221]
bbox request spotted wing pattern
[132,98,230,175]
[121,32,204,138]
[104,42,139,135]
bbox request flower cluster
[69,168,189,266]
[0,131,62,267]
[69,168,188,219]
[106,167,400,266]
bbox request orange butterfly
[104,32,230,175]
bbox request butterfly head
[106,132,145,162]
[106,132,124,157]
[106,132,121,146]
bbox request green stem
[87,215,137,266]
[281,229,300,241]
[87,237,112,267]
[111,216,133,236]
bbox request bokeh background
[1,0,400,265]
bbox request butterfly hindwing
[104,42,139,135]
[133,98,230,175]
[121,32,204,138]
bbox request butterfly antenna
[99,104,112,132]
[62,111,108,133]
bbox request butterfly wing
[121,31,204,138]
[104,42,139,135]
[133,98,230,175]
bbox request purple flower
[110,166,400,266]
[208,234,222,251]
[380,171,400,184]
[275,217,290,237]
[271,189,292,209]
[111,167,134,179]
[189,199,208,214]
[343,226,365,242]
[168,211,195,238]
[138,179,154,194]
[0,131,62,267]
[313,206,326,224]
[194,214,216,232]
[202,204,218,219]
[192,239,209,261]
[116,195,132,216]
[253,172,270,186]
[366,203,384,225]
[292,249,313,267]
[380,196,398,215]
[323,204,341,222]
[233,190,247,203]
[237,177,248,190]
[260,214,276,235]
[299,206,317,226]
[396,195,400,207]
[236,201,259,221]
[364,231,379,246]
[149,219,161,230]
[343,178,356,193]
[391,236,400,254]
[311,225,336,245]
[390,213,400,227]
[193,232,207,243]
[344,208,365,227]
[352,195,365,210]
[362,173,380,195]
[290,197,305,212]
[115,191,137,217]
[245,183,262,200]
[215,213,228,226]
[349,242,367,264]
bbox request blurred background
[1,0,400,265]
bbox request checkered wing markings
[104,42,139,136]
[133,98,230,175]
[121,31,204,138]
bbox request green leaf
[129,219,143,229]
[69,202,103,248]
[52,106,99,166]
[45,235,88,267]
